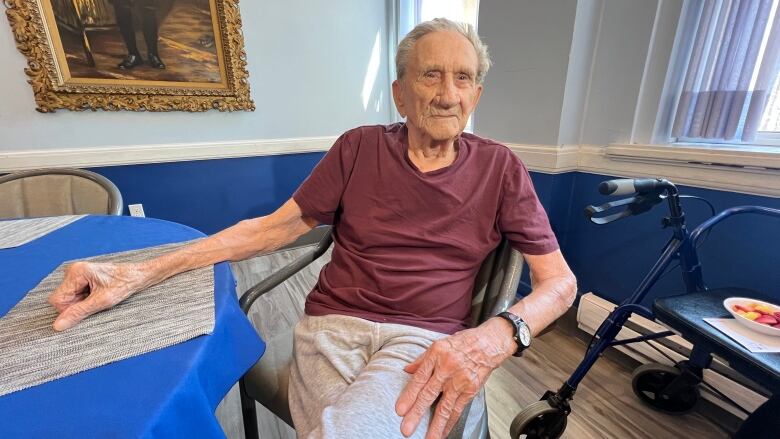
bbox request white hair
[396,18,491,84]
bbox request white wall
[578,0,662,145]
[0,0,392,151]
[475,0,683,147]
[557,0,602,146]
[475,0,578,145]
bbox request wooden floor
[485,330,726,438]
[217,244,728,439]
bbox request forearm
[136,200,314,287]
[481,271,577,362]
[504,274,577,336]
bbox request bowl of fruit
[724,297,780,337]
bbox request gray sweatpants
[288,314,484,439]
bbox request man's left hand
[395,318,516,439]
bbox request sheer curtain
[672,0,780,143]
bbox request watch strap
[496,311,531,357]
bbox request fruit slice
[754,304,774,315]
[734,304,753,313]
[774,311,780,320]
[743,311,761,321]
[755,315,778,325]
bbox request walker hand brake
[584,194,664,225]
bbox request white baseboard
[506,144,580,174]
[2,136,777,197]
[0,137,337,172]
[577,292,766,418]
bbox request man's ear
[473,83,484,109]
[392,79,406,118]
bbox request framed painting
[4,0,253,112]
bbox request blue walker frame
[521,178,780,437]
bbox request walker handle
[599,178,667,196]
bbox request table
[654,288,779,394]
[654,288,779,436]
[0,215,265,438]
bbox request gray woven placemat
[0,240,215,397]
[0,215,86,249]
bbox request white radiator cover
[576,292,766,418]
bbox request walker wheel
[631,363,699,414]
[510,400,568,439]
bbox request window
[418,0,479,30]
[756,68,780,144]
[393,0,481,130]
[669,0,780,147]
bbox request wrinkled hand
[48,261,148,331]
[395,318,515,439]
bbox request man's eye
[424,71,440,79]
[457,73,471,81]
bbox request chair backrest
[0,168,123,219]
[470,238,525,327]
[241,227,524,325]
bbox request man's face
[393,30,483,143]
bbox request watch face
[518,324,531,346]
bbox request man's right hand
[48,261,150,332]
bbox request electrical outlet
[128,204,146,217]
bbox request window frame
[755,131,780,146]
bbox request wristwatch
[496,311,532,357]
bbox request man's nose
[435,74,459,108]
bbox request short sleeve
[293,133,357,225]
[498,157,560,255]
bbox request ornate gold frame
[3,0,254,112]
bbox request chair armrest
[238,228,333,314]
[479,240,525,322]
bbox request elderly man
[48,18,576,439]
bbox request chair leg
[80,29,95,67]
[69,0,95,66]
[239,378,260,439]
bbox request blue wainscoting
[88,154,779,305]
[90,152,325,235]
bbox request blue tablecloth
[0,215,265,438]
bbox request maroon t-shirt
[293,123,558,334]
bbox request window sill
[586,143,780,197]
[606,143,780,170]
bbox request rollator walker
[511,178,780,439]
